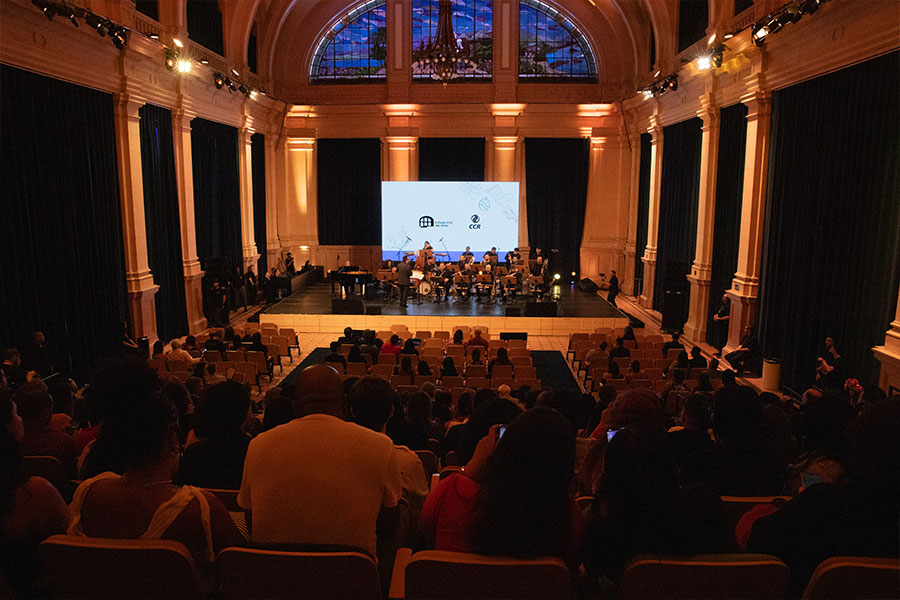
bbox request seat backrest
[396,549,572,599]
[802,556,900,600]
[22,455,67,481]
[414,375,437,387]
[441,376,465,389]
[347,362,367,377]
[433,331,451,340]
[217,547,380,600]
[414,450,441,477]
[148,358,168,372]
[39,535,203,600]
[466,365,487,379]
[225,350,244,362]
[372,364,393,379]
[507,339,527,349]
[618,554,789,600]
[515,366,537,379]
[247,350,268,374]
[204,350,223,363]
[491,364,514,379]
[325,361,347,375]
[509,348,530,358]
[466,377,488,390]
[415,330,432,339]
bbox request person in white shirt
[164,339,200,372]
[238,365,403,557]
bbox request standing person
[232,266,247,311]
[397,256,412,308]
[712,293,730,356]
[607,270,619,307]
[245,265,258,305]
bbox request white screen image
[381,181,519,261]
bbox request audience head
[673,369,686,385]
[471,348,482,364]
[195,380,250,442]
[609,360,621,377]
[457,390,474,418]
[691,346,703,360]
[159,379,191,428]
[696,372,713,392]
[672,332,681,342]
[295,365,345,418]
[329,341,339,353]
[261,390,295,431]
[536,390,580,433]
[402,339,417,354]
[13,382,53,429]
[470,407,575,559]
[616,337,624,347]
[676,350,689,368]
[442,357,457,373]
[598,388,665,435]
[721,369,737,387]
[399,355,413,375]
[712,385,763,450]
[473,329,483,338]
[152,340,165,356]
[453,330,464,344]
[419,380,435,397]
[631,360,641,373]
[344,327,353,338]
[496,347,509,362]
[846,397,900,499]
[406,392,433,425]
[681,393,712,432]
[170,339,182,350]
[185,335,196,347]
[709,358,719,371]
[459,397,521,464]
[497,384,512,399]
[390,334,400,347]
[348,377,395,432]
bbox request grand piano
[327,267,374,297]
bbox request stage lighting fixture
[32,0,57,20]
[225,78,237,91]
[642,88,653,100]
[249,90,258,99]
[173,38,184,48]
[84,11,105,35]
[238,84,250,97]
[164,48,178,71]
[798,0,819,14]
[723,31,734,40]
[751,22,770,46]
[112,26,128,49]
[783,4,802,23]
[56,2,78,26]
[231,68,240,76]
[177,58,192,73]
[200,58,209,65]
[213,72,226,88]
[553,274,561,280]
[697,55,712,70]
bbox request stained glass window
[412,0,493,80]
[310,0,387,82]
[518,0,596,82]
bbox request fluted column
[113,92,159,341]
[639,113,663,309]
[171,105,206,333]
[727,90,772,349]
[238,121,260,271]
[684,96,721,344]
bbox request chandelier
[412,0,477,83]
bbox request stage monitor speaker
[525,302,558,317]
[332,298,365,314]
[505,307,521,317]
[661,290,685,332]
[500,332,528,341]
[365,305,382,315]
[576,278,598,294]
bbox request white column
[264,134,281,271]
[113,93,159,341]
[623,133,642,296]
[873,283,900,391]
[276,135,318,265]
[238,122,260,271]
[385,135,418,182]
[684,97,721,344]
[639,114,663,309]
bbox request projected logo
[469,214,481,230]
[419,216,435,228]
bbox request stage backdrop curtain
[758,51,900,390]
[190,118,242,276]
[705,103,747,344]
[633,133,652,297]
[186,0,224,56]
[0,66,126,380]
[418,138,485,181]
[251,133,268,276]
[139,104,188,343]
[652,117,702,325]
[317,138,382,246]
[524,138,590,282]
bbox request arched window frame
[309,0,387,83]
[518,0,597,82]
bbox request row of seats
[36,536,898,600]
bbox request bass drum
[418,281,433,296]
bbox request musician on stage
[453,265,473,301]
[433,263,453,302]
[397,256,412,307]
[475,263,495,302]
[423,241,433,251]
[458,246,474,268]
[531,247,545,261]
[505,247,521,267]
[483,247,498,265]
[530,256,549,300]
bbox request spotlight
[111,26,127,49]
[225,77,237,91]
[149,32,159,39]
[751,22,770,46]
[249,90,258,99]
[723,31,734,40]
[553,273,561,280]
[56,2,78,26]
[238,84,250,97]
[642,88,653,100]
[798,0,819,14]
[173,38,184,48]
[97,18,113,36]
[213,72,226,89]
[164,48,178,71]
[31,0,57,20]
[84,11,105,35]
[200,58,209,65]
[231,68,240,76]
[697,55,712,70]
[177,58,192,73]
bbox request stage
[258,282,631,336]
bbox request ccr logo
[469,214,481,230]
[419,216,435,228]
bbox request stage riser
[259,313,629,336]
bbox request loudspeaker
[365,305,382,315]
[576,278,598,294]
[661,290,685,332]
[332,298,365,314]
[505,307,521,317]
[525,302,558,317]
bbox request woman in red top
[419,407,582,565]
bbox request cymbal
[404,251,416,255]
[435,252,449,256]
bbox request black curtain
[0,66,126,380]
[419,138,485,181]
[191,118,241,277]
[139,104,188,343]
[134,0,159,20]
[705,104,747,344]
[186,0,224,56]
[634,133,652,296]
[248,30,258,73]
[251,133,268,276]
[524,138,590,281]
[759,51,900,390]
[678,0,709,52]
[653,117,703,324]
[317,139,382,245]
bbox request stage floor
[259,283,631,336]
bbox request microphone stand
[440,238,452,264]
[397,238,411,261]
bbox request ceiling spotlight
[751,22,770,46]
[200,58,209,65]
[164,48,178,71]
[697,55,712,70]
[238,84,250,97]
[225,78,237,91]
[213,72,226,89]
[111,26,127,49]
[723,31,734,40]
[32,0,57,20]
[249,90,258,99]
[231,68,239,76]
[177,58,192,73]
[173,38,184,48]
[56,3,78,26]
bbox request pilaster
[581,131,629,284]
[873,283,900,392]
[727,89,772,349]
[623,133,642,296]
[490,104,527,251]
[276,135,318,263]
[684,94,721,344]
[639,112,663,309]
[385,134,418,182]
[238,114,260,271]
[171,104,207,333]
[113,92,159,341]
[264,134,282,271]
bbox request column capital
[648,114,663,142]
[697,94,720,129]
[113,92,145,120]
[741,90,772,119]
[286,137,316,151]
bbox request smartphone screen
[498,425,508,439]
[606,428,621,442]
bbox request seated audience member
[468,348,485,366]
[260,389,294,432]
[400,339,419,357]
[694,372,714,392]
[622,325,637,342]
[417,360,432,376]
[152,340,165,359]
[15,383,77,475]
[688,346,707,369]
[440,357,459,378]
[721,369,738,387]
[487,347,514,379]
[348,377,429,515]
[445,391,473,432]
[668,393,714,471]
[68,392,242,573]
[347,346,366,365]
[48,380,75,433]
[724,325,759,376]
[624,360,645,383]
[432,390,452,424]
[177,381,251,490]
[681,386,786,497]
[450,397,521,466]
[398,392,443,450]
[360,331,381,361]
[203,362,226,385]
[380,335,402,358]
[747,398,900,596]
[238,365,403,557]
[665,350,691,380]
[420,407,582,566]
[324,342,347,368]
[705,358,722,380]
[786,392,853,494]
[394,355,415,378]
[605,360,624,382]
[248,333,268,356]
[183,335,198,352]
[337,327,360,347]
[165,339,200,372]
[1,349,28,390]
[1,392,70,598]
[466,329,489,349]
[661,332,685,357]
[583,347,609,373]
[203,331,227,354]
[450,329,465,346]
[663,369,688,403]
[583,425,724,582]
[609,337,630,360]
[584,386,618,439]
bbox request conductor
[397,255,412,307]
